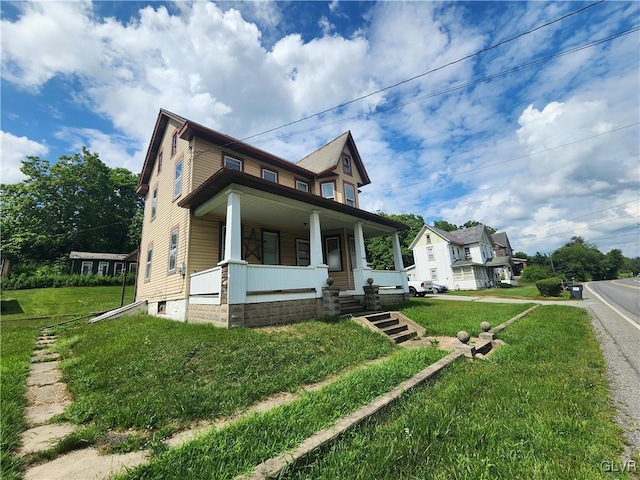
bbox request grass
[1,285,135,320]
[54,314,398,442]
[282,306,629,479]
[388,298,535,336]
[115,347,448,480]
[0,317,51,480]
[445,283,571,300]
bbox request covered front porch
[180,170,409,327]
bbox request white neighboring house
[409,224,517,291]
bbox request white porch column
[392,231,404,271]
[309,210,324,266]
[353,222,368,269]
[224,189,242,262]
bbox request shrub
[535,277,563,297]
[0,273,135,291]
[521,264,554,283]
[497,282,515,288]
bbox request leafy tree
[603,249,625,279]
[521,264,555,283]
[366,212,425,270]
[622,257,640,276]
[1,148,142,273]
[551,236,605,281]
[433,220,458,232]
[513,251,529,259]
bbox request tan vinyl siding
[188,215,221,274]
[136,119,191,302]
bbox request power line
[361,122,639,194]
[234,0,605,144]
[246,26,638,146]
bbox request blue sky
[2,1,639,257]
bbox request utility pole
[549,253,556,274]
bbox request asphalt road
[585,279,640,457]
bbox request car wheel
[409,286,418,297]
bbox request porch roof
[178,169,409,237]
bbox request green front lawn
[390,299,535,336]
[445,283,570,300]
[283,306,628,479]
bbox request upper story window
[296,180,309,192]
[171,132,178,156]
[157,151,163,174]
[151,186,158,219]
[344,182,356,207]
[262,168,278,183]
[174,160,183,198]
[426,234,431,244]
[321,182,335,200]
[464,247,471,259]
[342,155,352,175]
[224,155,242,171]
[427,247,434,261]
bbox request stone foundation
[187,303,229,328]
[380,292,408,305]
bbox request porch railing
[366,269,405,288]
[246,265,320,293]
[190,266,222,295]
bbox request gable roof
[451,225,489,245]
[491,232,510,248]
[296,131,371,186]
[408,224,463,250]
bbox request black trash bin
[568,284,583,299]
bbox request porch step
[339,296,363,315]
[361,311,418,344]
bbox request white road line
[586,283,640,332]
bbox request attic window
[262,168,278,183]
[342,155,352,175]
[295,180,309,192]
[426,234,431,244]
[157,151,163,174]
[171,132,178,156]
[224,155,242,171]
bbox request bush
[535,277,563,297]
[521,264,554,283]
[0,273,136,291]
[497,282,515,288]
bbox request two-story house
[409,224,517,290]
[134,109,409,327]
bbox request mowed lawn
[390,298,535,336]
[282,306,629,479]
[445,283,571,300]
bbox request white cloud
[0,131,49,184]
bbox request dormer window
[342,155,352,175]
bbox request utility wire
[247,26,639,146]
[362,122,639,194]
[233,0,605,144]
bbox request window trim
[430,268,438,281]
[342,154,352,175]
[171,131,178,157]
[98,261,109,276]
[168,227,179,274]
[151,184,158,220]
[114,262,125,276]
[321,181,336,200]
[324,235,343,272]
[296,238,311,266]
[145,244,153,282]
[262,229,280,265]
[295,179,310,192]
[349,236,357,269]
[157,150,163,174]
[261,167,278,183]
[173,158,183,199]
[343,181,356,207]
[223,153,243,171]
[427,246,435,261]
[81,261,93,275]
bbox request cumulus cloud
[0,131,49,184]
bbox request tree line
[2,149,638,282]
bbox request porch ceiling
[181,169,406,238]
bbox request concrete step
[365,312,391,322]
[389,330,417,344]
[381,324,408,336]
[372,318,398,329]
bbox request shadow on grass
[1,299,24,315]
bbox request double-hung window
[171,132,178,156]
[427,247,434,261]
[344,183,356,207]
[145,245,153,281]
[296,239,310,266]
[342,155,352,175]
[81,261,93,275]
[262,230,279,265]
[168,228,179,273]
[151,187,158,219]
[325,236,342,271]
[157,151,163,174]
[174,160,183,198]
